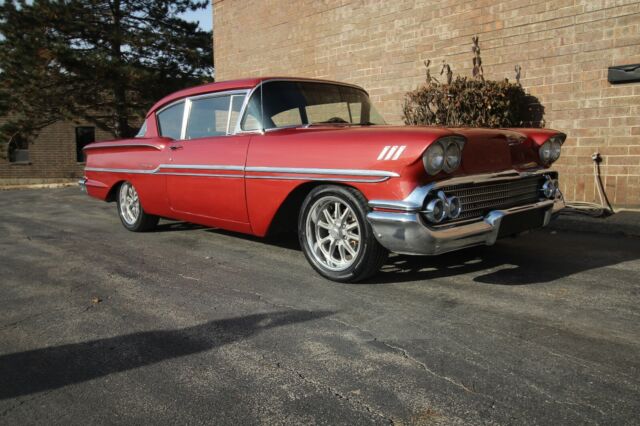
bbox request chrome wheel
[118,182,140,226]
[305,196,361,271]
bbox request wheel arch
[266,181,361,236]
[106,180,126,202]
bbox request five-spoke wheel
[299,185,388,282]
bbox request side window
[185,94,245,139]
[157,102,185,140]
[186,96,230,139]
[135,120,147,138]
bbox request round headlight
[423,142,445,175]
[550,140,562,161]
[539,141,553,164]
[443,142,462,173]
[425,198,446,223]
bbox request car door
[163,92,251,225]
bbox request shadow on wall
[521,94,546,128]
[0,310,333,400]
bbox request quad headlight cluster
[539,134,565,165]
[424,191,462,223]
[423,136,466,176]
[542,177,559,199]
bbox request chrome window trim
[156,89,250,140]
[234,78,370,134]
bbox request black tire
[116,181,159,232]
[298,185,388,282]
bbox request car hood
[265,125,561,178]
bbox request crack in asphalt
[273,361,395,425]
[220,285,610,422]
[0,390,54,418]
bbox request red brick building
[213,0,640,207]
[0,118,113,185]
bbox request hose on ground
[560,152,614,218]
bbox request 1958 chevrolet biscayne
[81,77,565,282]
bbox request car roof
[147,77,366,117]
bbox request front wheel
[116,181,159,232]
[298,185,388,282]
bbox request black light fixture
[608,64,640,84]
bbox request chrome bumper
[366,169,564,256]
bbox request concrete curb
[549,210,640,238]
[0,182,78,191]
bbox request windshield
[240,81,386,131]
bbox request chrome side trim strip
[85,165,398,181]
[83,143,164,151]
[84,167,158,174]
[156,172,244,178]
[159,164,244,171]
[245,175,389,183]
[245,166,398,177]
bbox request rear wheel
[116,181,159,232]
[299,185,388,282]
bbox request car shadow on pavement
[364,231,640,285]
[0,310,332,401]
[154,221,207,232]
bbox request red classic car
[81,77,565,282]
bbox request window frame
[155,89,249,141]
[75,126,96,163]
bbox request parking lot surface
[1,188,639,424]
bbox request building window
[75,126,95,162]
[8,136,30,163]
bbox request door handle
[170,145,183,151]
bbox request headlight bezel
[423,142,445,175]
[423,136,466,176]
[443,142,462,173]
[539,134,565,165]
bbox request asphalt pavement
[1,188,639,425]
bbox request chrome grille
[438,176,545,221]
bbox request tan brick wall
[214,0,640,207]
[0,120,114,184]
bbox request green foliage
[0,0,213,156]
[403,55,544,128]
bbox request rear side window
[157,102,185,140]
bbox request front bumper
[366,170,564,256]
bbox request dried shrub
[403,38,544,128]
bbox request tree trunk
[110,0,129,138]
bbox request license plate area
[497,208,547,238]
